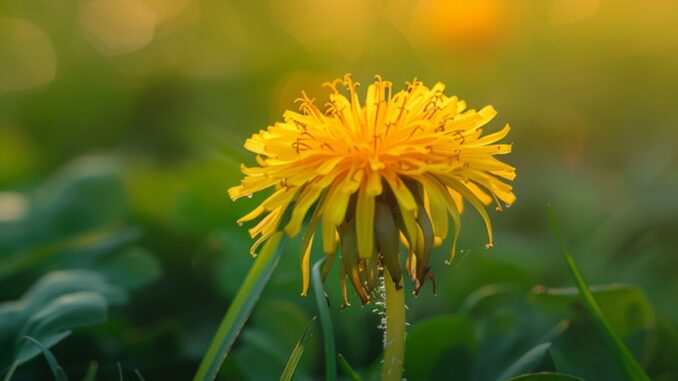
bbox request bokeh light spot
[0,18,57,92]
[79,0,157,56]
[269,0,380,58]
[550,0,600,25]
[412,0,508,52]
[0,192,29,222]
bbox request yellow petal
[236,205,265,225]
[284,186,323,237]
[356,182,375,259]
[440,176,494,249]
[385,174,417,211]
[299,206,322,296]
[366,170,382,196]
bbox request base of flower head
[331,178,444,306]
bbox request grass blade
[22,336,70,381]
[279,316,317,381]
[507,372,584,381]
[496,342,552,381]
[548,208,651,381]
[3,362,19,381]
[81,362,98,381]
[194,232,286,381]
[337,354,362,381]
[312,257,337,381]
[134,369,146,381]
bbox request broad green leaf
[33,158,126,239]
[96,247,161,290]
[0,270,124,343]
[21,270,127,309]
[280,316,316,381]
[193,232,286,381]
[506,372,584,381]
[312,257,336,381]
[435,253,532,308]
[0,227,141,282]
[208,230,252,297]
[549,326,626,380]
[404,314,475,380]
[533,283,655,363]
[14,292,107,366]
[458,283,523,315]
[646,318,678,378]
[548,208,651,381]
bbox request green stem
[381,269,405,381]
[194,232,286,381]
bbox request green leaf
[312,258,336,381]
[506,372,584,381]
[235,300,315,380]
[548,208,651,381]
[34,157,126,238]
[496,342,553,381]
[533,283,655,362]
[208,230,252,297]
[21,270,126,310]
[0,271,123,344]
[337,354,362,381]
[96,247,161,290]
[22,336,70,381]
[0,227,141,282]
[279,316,317,381]
[458,283,522,315]
[404,314,475,380]
[193,232,286,381]
[14,292,107,366]
[647,317,678,377]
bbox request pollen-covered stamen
[322,78,342,94]
[291,138,313,153]
[295,91,321,118]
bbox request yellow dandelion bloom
[229,74,516,305]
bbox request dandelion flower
[228,74,516,305]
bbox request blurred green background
[1,0,677,380]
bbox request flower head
[229,74,516,305]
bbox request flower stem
[381,268,405,381]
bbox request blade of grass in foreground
[22,336,70,381]
[337,354,362,381]
[280,316,317,381]
[548,208,650,381]
[194,232,286,381]
[81,362,98,381]
[312,258,337,381]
